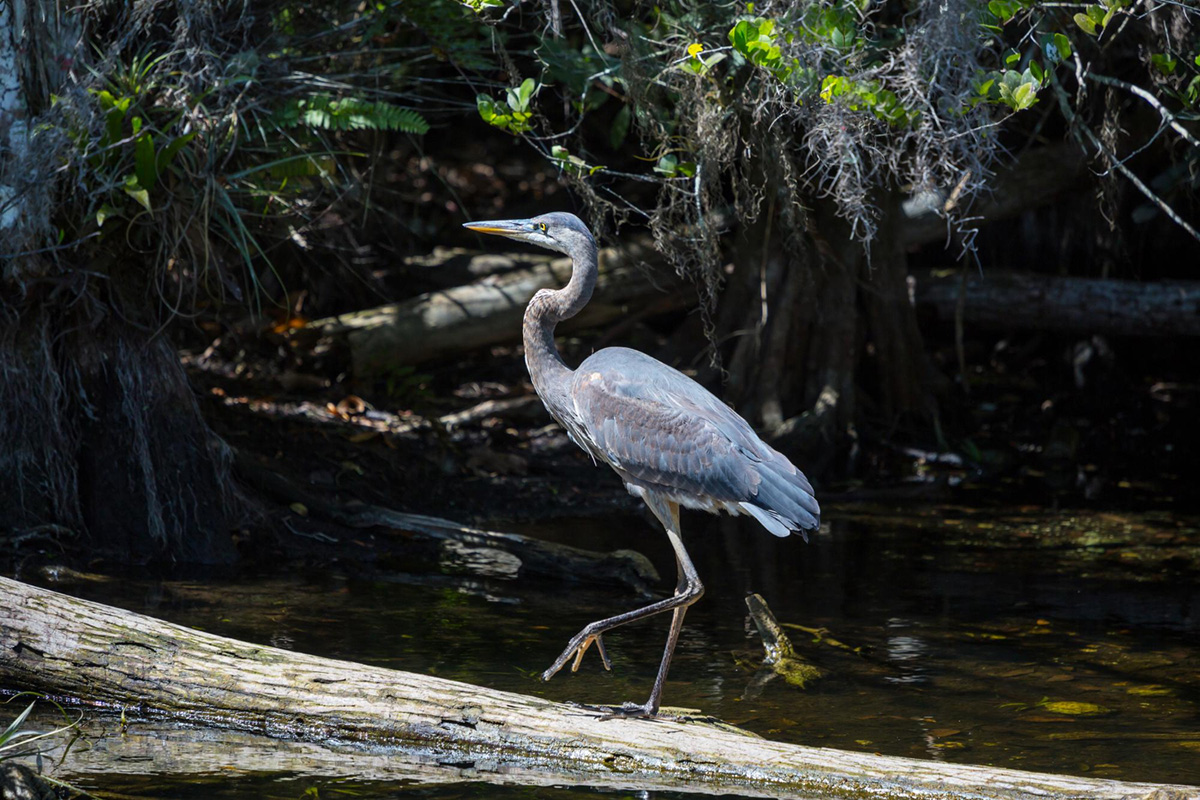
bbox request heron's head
[463,212,593,257]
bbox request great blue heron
[463,212,820,716]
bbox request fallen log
[307,242,691,376]
[2,576,1194,800]
[914,271,1200,337]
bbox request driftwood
[308,242,691,376]
[2,576,1196,800]
[913,271,1200,337]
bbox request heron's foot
[542,628,612,681]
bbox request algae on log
[2,578,1195,799]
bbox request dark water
[10,501,1200,796]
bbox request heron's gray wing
[571,348,819,535]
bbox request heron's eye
[539,223,548,233]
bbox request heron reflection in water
[463,212,820,716]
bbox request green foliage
[1,695,80,761]
[802,2,861,50]
[653,153,697,178]
[986,0,1033,25]
[476,78,538,134]
[85,67,197,220]
[456,0,503,10]
[1073,0,1132,37]
[820,75,920,126]
[680,43,727,77]
[274,95,430,133]
[551,145,606,176]
[728,17,799,84]
[1150,53,1177,76]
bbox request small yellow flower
[687,43,704,58]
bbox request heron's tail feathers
[740,462,820,541]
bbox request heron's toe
[570,633,612,672]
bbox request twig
[1051,71,1200,244]
[1080,66,1200,150]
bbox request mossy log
[2,577,1195,800]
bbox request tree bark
[1,576,1193,800]
[913,271,1200,336]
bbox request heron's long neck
[523,236,598,420]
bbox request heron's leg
[638,521,704,716]
[541,565,702,680]
[542,498,703,684]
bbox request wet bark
[1,576,1191,800]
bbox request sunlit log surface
[914,271,1200,337]
[1,576,1195,800]
[307,242,690,375]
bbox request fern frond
[275,95,430,134]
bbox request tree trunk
[0,3,238,562]
[0,309,237,563]
[860,194,937,425]
[914,271,1200,336]
[2,576,1193,800]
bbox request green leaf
[654,153,679,176]
[0,702,36,747]
[123,175,152,213]
[1053,33,1072,60]
[609,105,630,149]
[95,204,116,227]
[1074,13,1097,35]
[1013,81,1036,109]
[134,130,157,192]
[1150,53,1177,75]
[156,131,196,175]
[1029,60,1044,85]
[1005,50,1020,66]
[508,77,536,111]
[477,95,499,124]
[1184,75,1200,107]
